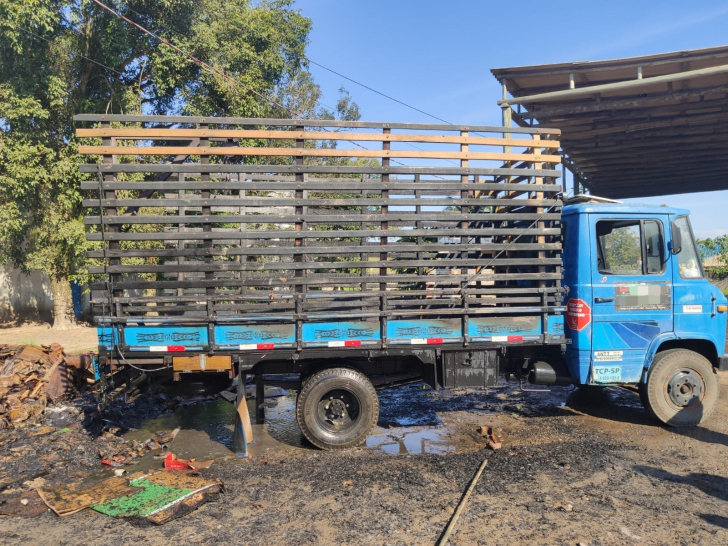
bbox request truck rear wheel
[643,349,719,427]
[296,367,379,450]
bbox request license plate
[593,365,622,383]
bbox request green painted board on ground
[92,478,191,518]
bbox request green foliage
[0,0,352,323]
[600,223,642,274]
[697,235,728,279]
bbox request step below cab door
[589,215,672,384]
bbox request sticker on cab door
[593,365,622,383]
[594,350,623,362]
[683,305,702,313]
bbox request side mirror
[670,222,682,254]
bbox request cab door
[589,215,672,383]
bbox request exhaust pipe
[529,360,573,387]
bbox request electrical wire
[90,0,306,118]
[182,3,460,165]
[4,22,126,77]
[91,0,447,174]
[307,59,455,126]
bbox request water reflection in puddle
[131,388,475,456]
[365,427,457,455]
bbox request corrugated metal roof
[492,46,728,198]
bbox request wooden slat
[80,164,563,177]
[88,257,562,274]
[81,180,562,191]
[73,113,561,135]
[85,242,561,258]
[85,227,562,241]
[90,271,563,290]
[83,212,563,225]
[84,197,561,207]
[76,128,561,149]
[77,145,561,163]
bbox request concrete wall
[0,264,54,323]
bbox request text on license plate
[593,365,622,383]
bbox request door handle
[595,297,614,303]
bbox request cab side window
[644,220,664,274]
[596,219,664,276]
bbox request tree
[697,235,728,279]
[0,0,340,328]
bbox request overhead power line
[90,0,299,118]
[5,22,126,77]
[306,60,454,126]
[89,0,445,173]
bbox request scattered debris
[39,475,142,517]
[219,390,237,403]
[0,470,49,492]
[477,425,502,450]
[164,453,198,471]
[0,490,49,518]
[437,458,488,546]
[619,526,643,541]
[0,343,90,429]
[92,470,223,525]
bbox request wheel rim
[315,388,361,433]
[666,368,704,408]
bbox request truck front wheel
[643,349,719,427]
[296,367,379,450]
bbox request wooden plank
[84,212,563,225]
[89,272,563,290]
[80,164,563,177]
[80,180,563,191]
[85,242,561,258]
[77,145,561,163]
[88,257,562,274]
[76,128,561,149]
[172,355,232,372]
[85,227,561,241]
[84,197,561,207]
[73,114,561,135]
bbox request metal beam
[498,63,728,106]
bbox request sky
[295,0,728,239]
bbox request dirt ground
[2,362,728,546]
[0,324,97,355]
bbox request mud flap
[233,379,253,457]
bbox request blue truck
[75,115,727,453]
[561,199,727,426]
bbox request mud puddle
[125,383,485,457]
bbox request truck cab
[561,201,727,425]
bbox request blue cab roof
[562,203,690,217]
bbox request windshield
[674,216,702,279]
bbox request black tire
[295,367,379,450]
[638,382,654,417]
[644,349,719,427]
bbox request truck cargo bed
[75,115,565,359]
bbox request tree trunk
[50,276,76,330]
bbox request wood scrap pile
[0,343,77,429]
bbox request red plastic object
[101,459,122,468]
[164,453,198,470]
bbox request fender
[642,332,721,381]
[643,331,678,371]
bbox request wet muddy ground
[2,372,728,545]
